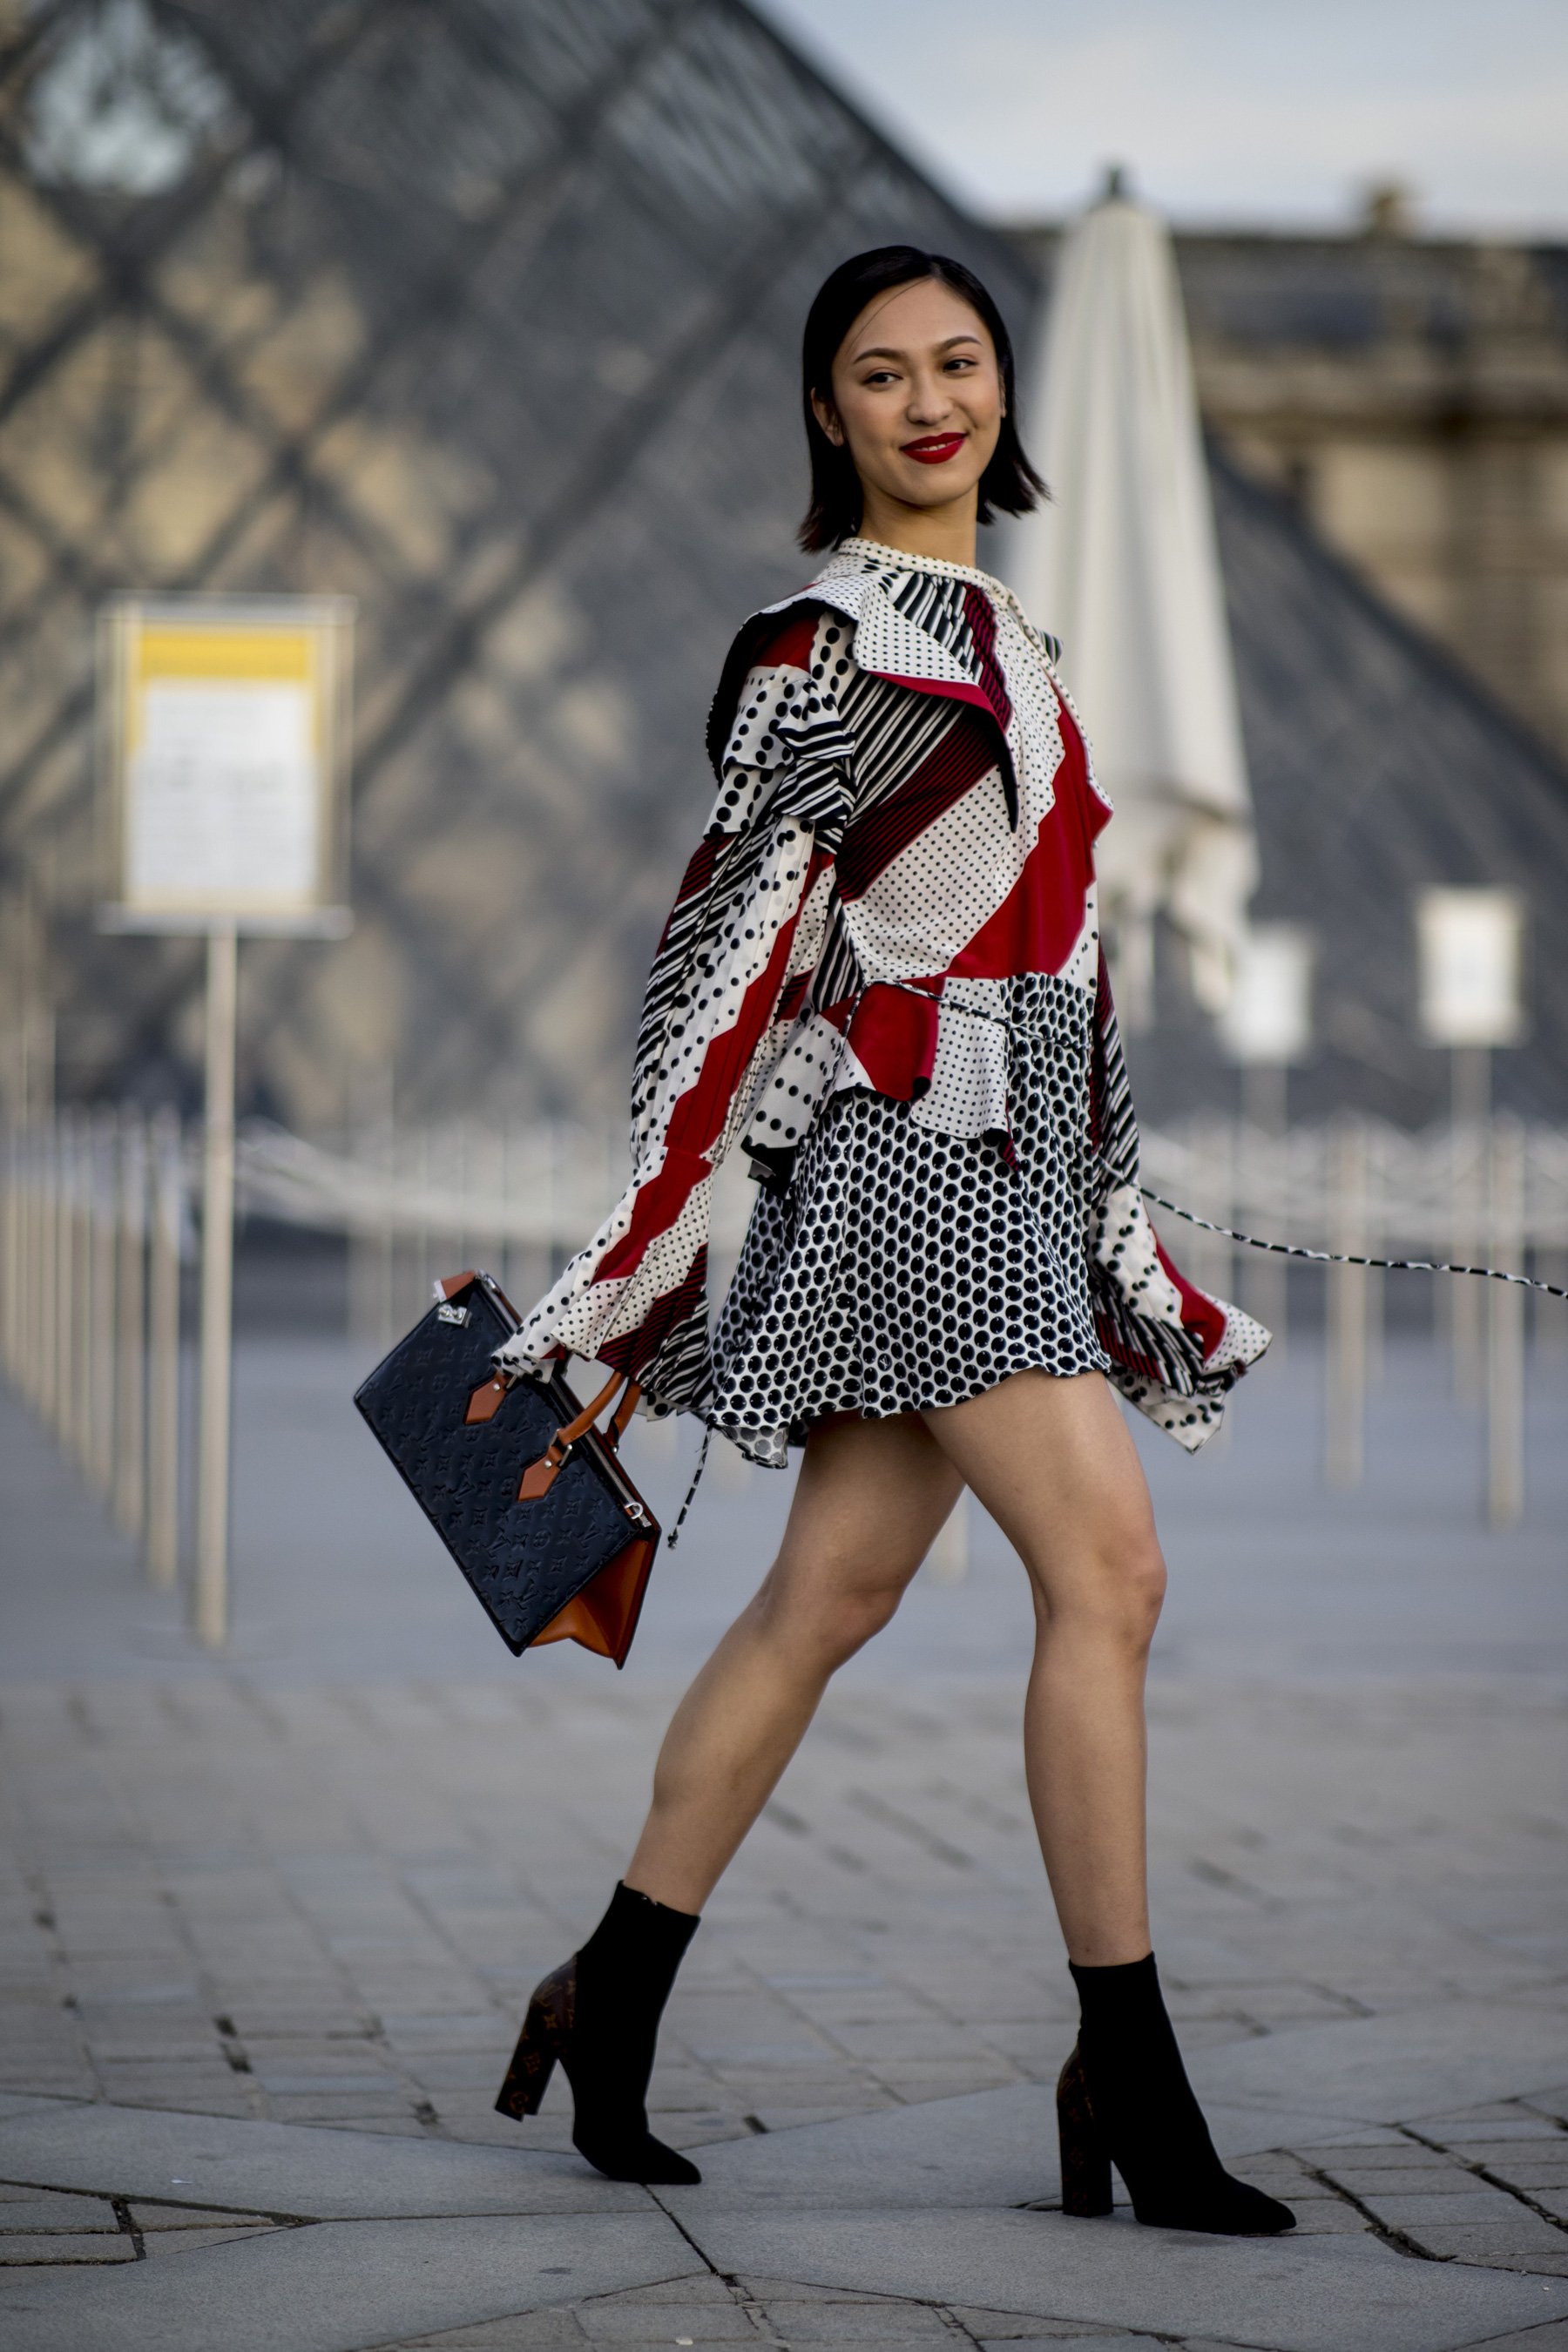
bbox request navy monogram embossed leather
[354,1272,659,1666]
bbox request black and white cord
[666,1426,711,1551]
[1139,1189,1568,1301]
[668,1190,1561,1550]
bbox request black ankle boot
[1058,1954,1294,2235]
[495,1882,701,2186]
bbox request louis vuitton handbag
[354,1270,659,1667]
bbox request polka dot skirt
[711,975,1109,1467]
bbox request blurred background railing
[6,1107,1565,1598]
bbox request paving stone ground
[1,1332,1565,2350]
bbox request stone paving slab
[0,2100,71,2127]
[1188,2003,1568,2125]
[677,2211,1568,2352]
[0,2104,644,2219]
[658,2081,1404,2214]
[664,2083,1057,2212]
[1195,2102,1408,2158]
[0,2211,702,2352]
[0,2231,139,2263]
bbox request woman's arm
[493,611,853,1410]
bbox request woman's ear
[810,389,845,448]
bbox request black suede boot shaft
[575,1882,700,2082]
[568,1882,700,2184]
[1069,1950,1164,2030]
[1070,1953,1206,2126]
[1063,1951,1294,2235]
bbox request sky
[756,0,1568,236]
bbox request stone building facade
[1011,207,1568,760]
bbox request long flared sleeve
[495,612,854,1411]
[1083,946,1269,1448]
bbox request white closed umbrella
[1001,175,1257,1031]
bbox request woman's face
[814,277,1004,528]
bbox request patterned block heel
[494,1962,571,2122]
[1057,2044,1114,2217]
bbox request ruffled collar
[823,535,1035,631]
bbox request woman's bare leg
[921,1369,1165,1967]
[625,1414,963,1914]
[626,1368,1163,1964]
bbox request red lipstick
[901,433,965,464]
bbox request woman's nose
[905,375,950,423]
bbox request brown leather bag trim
[465,1374,510,1424]
[517,1370,633,1501]
[527,1536,655,1669]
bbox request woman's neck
[855,483,978,571]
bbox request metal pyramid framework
[0,0,1033,1128]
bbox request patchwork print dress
[497,537,1268,1463]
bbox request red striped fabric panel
[835,709,997,902]
[598,846,833,1284]
[598,1254,709,1380]
[948,690,1106,981]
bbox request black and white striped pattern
[886,565,978,666]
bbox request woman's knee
[1031,1528,1167,1654]
[1119,1536,1167,1648]
[749,1558,907,1670]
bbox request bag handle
[518,1371,641,1501]
[607,1381,640,1449]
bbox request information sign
[98,596,353,933]
[1219,924,1315,1066]
[94,593,355,1650]
[1416,888,1524,1048]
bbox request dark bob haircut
[798,246,1046,554]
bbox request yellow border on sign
[127,628,321,769]
[98,598,353,923]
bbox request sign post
[1416,888,1524,1407]
[195,920,238,1647]
[98,596,354,1647]
[1219,923,1315,1355]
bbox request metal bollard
[71,1112,92,1466]
[74,1109,94,1464]
[145,1108,182,1590]
[88,1109,118,1494]
[1486,1115,1525,1529]
[1325,1114,1368,1490]
[17,1124,31,1393]
[53,1110,77,1447]
[29,1120,51,1414]
[1,1123,17,1383]
[194,921,239,1652]
[1238,1117,1288,1369]
[1189,1118,1235,1450]
[1536,1248,1568,1361]
[113,1108,148,1539]
[1450,1050,1489,1404]
[36,1115,57,1419]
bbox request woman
[490,247,1288,2237]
